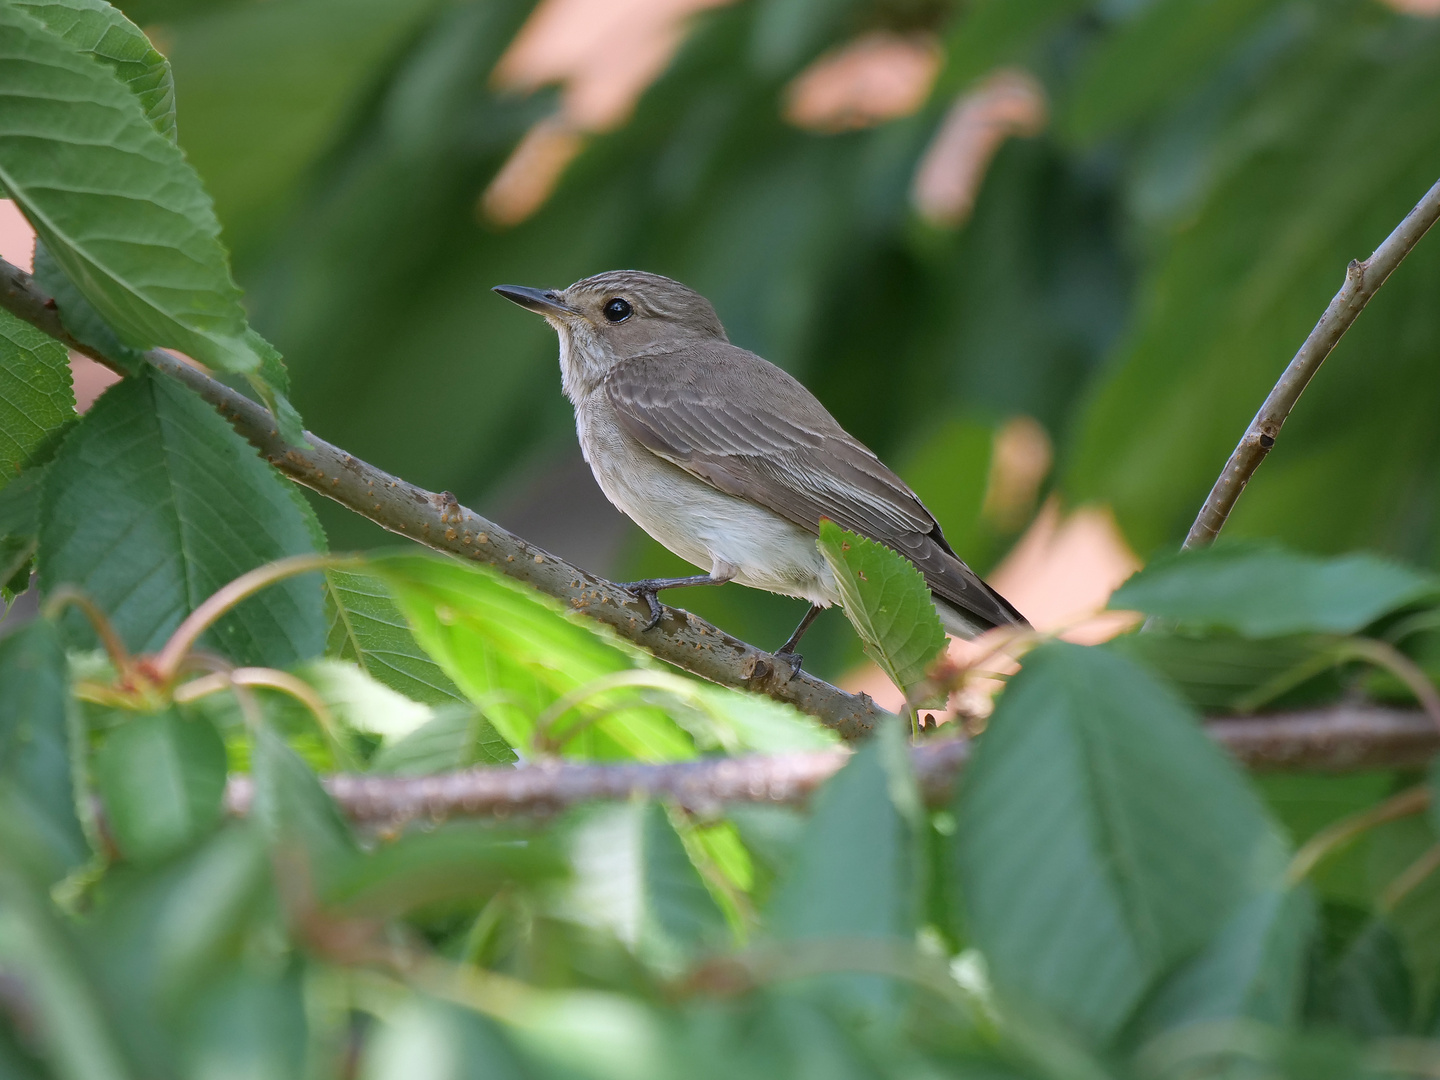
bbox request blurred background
[24,0,1440,681]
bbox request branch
[222,704,1440,825]
[1184,175,1440,548]
[0,258,887,739]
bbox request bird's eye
[602,297,632,323]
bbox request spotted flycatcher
[494,271,1027,667]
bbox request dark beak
[492,284,576,316]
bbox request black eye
[602,297,632,323]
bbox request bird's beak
[492,284,577,317]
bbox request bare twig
[1184,176,1440,548]
[0,258,886,740]
[222,705,1440,826]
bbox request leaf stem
[41,586,131,671]
[1286,784,1429,885]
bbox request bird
[493,270,1028,670]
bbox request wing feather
[604,343,1027,630]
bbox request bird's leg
[617,574,728,632]
[774,604,824,676]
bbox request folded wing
[604,342,1027,631]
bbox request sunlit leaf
[816,521,946,706]
[369,704,516,773]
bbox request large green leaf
[1110,545,1439,637]
[361,999,533,1080]
[0,619,86,872]
[14,0,175,139]
[369,704,517,773]
[369,553,696,762]
[954,642,1287,1039]
[94,708,227,862]
[816,521,947,706]
[0,306,74,492]
[0,2,269,376]
[39,372,325,665]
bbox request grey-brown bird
[494,270,1028,668]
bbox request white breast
[573,393,839,607]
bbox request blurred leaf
[899,418,997,574]
[360,998,533,1080]
[1064,0,1281,142]
[325,823,564,919]
[1318,919,1413,1038]
[1112,629,1338,712]
[94,707,226,862]
[14,0,175,139]
[0,619,87,873]
[369,552,695,761]
[39,372,326,665]
[954,642,1287,1039]
[560,802,728,973]
[766,721,922,1006]
[938,0,1081,95]
[295,657,435,742]
[323,567,467,706]
[250,723,356,885]
[1133,887,1316,1040]
[166,0,445,253]
[817,521,947,706]
[0,462,43,601]
[0,850,137,1080]
[369,703,517,773]
[0,3,275,379]
[1111,545,1439,637]
[182,969,306,1080]
[0,306,74,497]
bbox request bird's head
[493,270,727,399]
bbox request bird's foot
[774,647,804,679]
[618,581,665,632]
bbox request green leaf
[369,704,516,773]
[361,999,533,1080]
[0,462,44,602]
[816,521,947,706]
[182,971,306,1080]
[0,306,74,492]
[94,707,226,862]
[326,823,564,918]
[369,552,695,762]
[954,642,1287,1039]
[39,372,325,666]
[33,241,146,376]
[249,723,356,885]
[766,721,923,1006]
[13,0,176,140]
[0,3,270,377]
[323,567,467,706]
[560,802,729,973]
[0,619,86,872]
[1319,919,1413,1039]
[1110,545,1439,637]
[1133,887,1316,1040]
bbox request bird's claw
[776,649,804,679]
[622,584,664,631]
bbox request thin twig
[0,258,887,740]
[1286,784,1429,885]
[221,705,1440,826]
[1184,176,1440,548]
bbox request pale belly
[574,396,839,607]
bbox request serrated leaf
[323,567,466,706]
[0,3,268,377]
[1111,545,1439,637]
[816,521,947,706]
[33,240,146,376]
[369,552,696,762]
[0,306,74,492]
[0,619,86,873]
[13,0,175,140]
[94,707,227,862]
[954,642,1287,1039]
[39,371,326,666]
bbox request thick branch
[1184,176,1440,548]
[0,258,886,739]
[223,705,1440,824]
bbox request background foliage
[2,0,1440,1075]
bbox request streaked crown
[564,270,727,340]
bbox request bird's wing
[604,343,1026,629]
